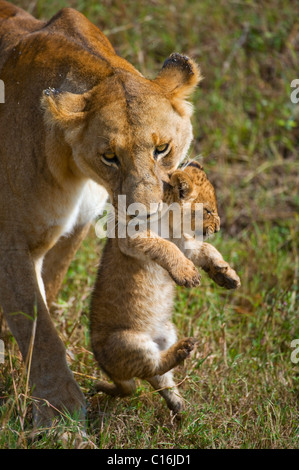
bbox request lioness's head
[42,53,201,214]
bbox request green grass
[0,0,298,449]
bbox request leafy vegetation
[0,0,298,449]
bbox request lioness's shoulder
[0,0,42,36]
[0,1,114,60]
[42,7,115,55]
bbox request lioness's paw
[170,261,201,287]
[33,378,86,427]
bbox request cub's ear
[170,170,194,200]
[41,88,87,129]
[155,53,202,101]
[180,160,204,171]
[187,160,204,171]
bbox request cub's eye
[101,153,119,168]
[205,208,212,216]
[154,143,169,159]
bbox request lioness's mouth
[127,201,163,222]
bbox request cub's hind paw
[175,337,198,362]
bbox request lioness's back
[0,1,137,78]
[0,1,41,31]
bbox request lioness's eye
[154,143,169,159]
[101,153,119,168]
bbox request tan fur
[90,162,240,413]
[169,163,241,289]
[0,1,201,424]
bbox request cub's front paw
[170,260,201,287]
[207,261,241,289]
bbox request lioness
[0,1,201,423]
[90,162,240,414]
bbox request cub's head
[168,161,220,238]
[42,53,201,215]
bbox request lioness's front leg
[0,248,85,425]
[120,231,201,287]
[43,223,91,306]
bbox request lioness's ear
[170,170,194,200]
[155,53,202,100]
[41,88,87,128]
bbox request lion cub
[90,162,240,413]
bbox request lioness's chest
[30,180,107,260]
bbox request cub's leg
[94,370,184,412]
[0,248,86,426]
[95,379,136,397]
[92,331,197,385]
[42,223,91,306]
[147,371,184,413]
[184,240,241,289]
[148,323,190,413]
[120,231,201,287]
